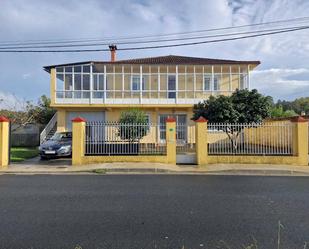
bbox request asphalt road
[0,175,309,249]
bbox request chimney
[109,44,117,62]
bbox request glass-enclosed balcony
[53,63,250,105]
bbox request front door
[168,75,176,99]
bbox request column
[166,117,176,164]
[72,117,86,165]
[291,116,308,166]
[0,116,9,169]
[50,68,56,105]
[195,116,208,166]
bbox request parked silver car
[39,132,72,160]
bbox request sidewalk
[1,158,309,175]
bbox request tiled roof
[111,55,260,65]
[43,55,260,72]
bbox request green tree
[192,89,272,123]
[192,89,272,150]
[276,97,309,115]
[29,95,56,125]
[271,105,298,118]
[0,95,55,132]
[118,109,148,142]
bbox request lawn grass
[10,147,39,162]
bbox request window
[56,74,64,98]
[203,75,220,91]
[204,75,211,91]
[213,75,220,91]
[240,74,246,89]
[55,64,91,99]
[145,114,151,132]
[168,75,176,99]
[131,75,145,91]
[93,74,104,98]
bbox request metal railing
[40,113,57,144]
[207,122,294,155]
[176,123,196,154]
[85,122,166,155]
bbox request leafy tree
[270,105,298,118]
[118,109,148,142]
[0,95,55,132]
[276,97,309,115]
[192,89,272,150]
[193,89,272,123]
[29,95,56,125]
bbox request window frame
[203,74,212,91]
[213,74,220,91]
[131,74,146,91]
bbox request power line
[1,16,309,46]
[0,25,307,49]
[0,25,307,53]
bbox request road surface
[0,175,308,249]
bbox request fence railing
[207,122,294,155]
[85,122,166,155]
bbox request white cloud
[251,68,309,100]
[0,92,27,111]
[22,73,31,79]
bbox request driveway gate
[176,123,196,164]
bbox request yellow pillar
[72,117,86,166]
[50,68,56,106]
[166,117,176,164]
[195,116,208,166]
[0,116,10,169]
[292,116,308,166]
[56,109,66,132]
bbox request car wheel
[40,155,48,160]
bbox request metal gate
[176,123,196,164]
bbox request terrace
[51,63,251,105]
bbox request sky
[1,0,309,109]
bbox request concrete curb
[2,167,309,176]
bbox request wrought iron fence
[85,122,166,155]
[207,122,294,155]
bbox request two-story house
[42,48,260,143]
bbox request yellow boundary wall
[196,117,308,167]
[72,116,308,167]
[72,117,176,166]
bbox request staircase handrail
[40,113,57,144]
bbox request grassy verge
[91,169,107,174]
[10,147,39,162]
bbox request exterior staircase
[40,113,57,144]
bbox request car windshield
[50,132,72,141]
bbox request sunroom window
[131,75,146,91]
[204,75,211,91]
[93,74,104,98]
[55,64,91,99]
[213,75,220,91]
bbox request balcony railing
[55,90,233,105]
